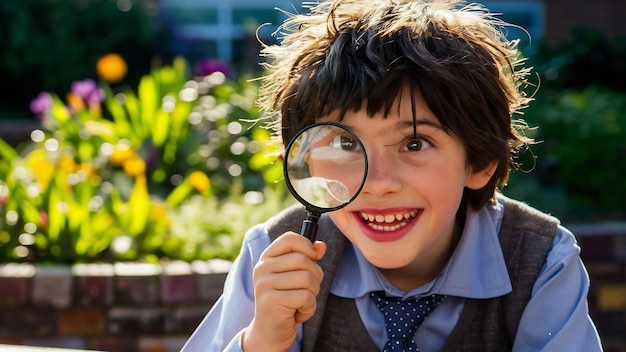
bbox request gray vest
[266,197,559,351]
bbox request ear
[465,161,498,190]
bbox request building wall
[542,0,626,44]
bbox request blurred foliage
[505,87,626,220]
[504,29,626,221]
[0,0,168,120]
[529,28,626,93]
[0,57,289,264]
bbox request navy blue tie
[370,291,445,352]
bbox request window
[159,0,299,68]
[482,1,545,51]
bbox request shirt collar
[330,195,512,299]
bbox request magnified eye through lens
[330,134,360,151]
[284,122,368,213]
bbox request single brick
[585,262,626,284]
[588,309,626,339]
[22,336,86,350]
[109,307,168,335]
[0,307,57,337]
[161,261,195,304]
[32,265,73,308]
[615,233,626,261]
[72,263,114,306]
[114,263,160,305]
[0,263,34,307]
[576,234,614,262]
[192,259,231,303]
[0,336,22,345]
[59,307,106,336]
[597,284,626,310]
[174,305,214,334]
[138,336,187,352]
[87,335,137,351]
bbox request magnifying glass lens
[284,123,368,213]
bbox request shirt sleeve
[513,225,603,351]
[180,224,270,352]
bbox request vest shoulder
[265,203,307,241]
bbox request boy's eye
[330,134,360,151]
[404,138,432,152]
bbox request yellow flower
[97,53,127,83]
[189,171,211,193]
[79,162,95,175]
[123,157,146,177]
[26,150,54,188]
[110,146,136,166]
[151,203,170,226]
[59,156,76,174]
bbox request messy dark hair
[257,0,534,210]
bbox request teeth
[359,210,417,228]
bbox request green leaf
[139,75,158,138]
[0,138,18,161]
[165,180,193,208]
[47,177,66,244]
[151,110,170,146]
[127,175,150,236]
[102,85,132,138]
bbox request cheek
[328,209,352,230]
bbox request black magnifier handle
[301,211,321,242]
[283,122,369,243]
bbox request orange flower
[97,53,127,83]
[66,92,85,112]
[189,171,211,193]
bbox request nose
[361,148,402,197]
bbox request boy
[182,0,602,350]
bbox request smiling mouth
[359,210,418,232]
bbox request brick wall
[572,223,626,352]
[0,259,232,352]
[0,226,625,352]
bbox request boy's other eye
[330,134,361,151]
[403,138,432,152]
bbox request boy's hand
[242,232,326,351]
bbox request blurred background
[0,0,625,351]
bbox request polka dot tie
[370,291,445,352]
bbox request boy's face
[322,87,493,283]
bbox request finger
[255,251,324,283]
[260,289,318,324]
[313,240,326,260]
[263,232,320,260]
[256,269,323,296]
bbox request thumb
[313,240,327,261]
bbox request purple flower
[71,79,102,104]
[30,92,52,119]
[196,58,230,77]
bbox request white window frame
[159,0,300,63]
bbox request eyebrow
[340,115,445,138]
[389,118,444,136]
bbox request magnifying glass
[283,122,368,242]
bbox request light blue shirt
[182,195,602,351]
